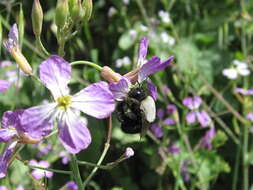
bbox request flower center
[57,95,72,110]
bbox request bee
[116,85,156,135]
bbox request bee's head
[128,87,147,101]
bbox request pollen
[57,95,72,110]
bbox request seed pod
[32,0,43,36]
[55,0,69,29]
[0,18,2,54]
[70,0,85,22]
[18,6,24,47]
[82,0,93,22]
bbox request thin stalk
[242,125,249,190]
[232,142,241,190]
[83,116,112,189]
[135,0,151,28]
[70,154,83,189]
[77,160,108,169]
[30,165,72,175]
[36,36,50,56]
[70,61,103,71]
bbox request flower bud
[55,0,69,29]
[82,0,93,22]
[9,47,33,75]
[18,132,41,144]
[101,66,121,83]
[32,0,43,36]
[70,0,85,22]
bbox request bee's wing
[140,96,156,122]
[140,96,156,138]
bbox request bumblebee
[116,86,156,134]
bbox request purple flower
[29,160,53,180]
[16,186,24,190]
[200,126,216,149]
[151,123,163,138]
[0,141,17,178]
[168,144,181,155]
[183,97,211,127]
[0,80,11,92]
[183,96,202,110]
[0,186,8,190]
[109,37,173,100]
[21,56,115,154]
[181,161,190,182]
[162,85,170,94]
[246,112,253,122]
[3,24,32,75]
[65,181,78,190]
[157,108,165,120]
[163,117,175,125]
[166,104,177,114]
[60,151,70,164]
[235,88,253,95]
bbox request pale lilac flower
[21,56,115,154]
[124,147,134,158]
[235,88,253,95]
[123,0,130,5]
[60,151,70,165]
[158,10,171,24]
[157,108,165,119]
[129,29,138,41]
[65,181,78,190]
[29,160,53,180]
[151,124,163,138]
[0,80,11,92]
[16,185,24,190]
[168,144,181,155]
[200,126,216,149]
[222,60,250,79]
[246,112,253,122]
[163,118,175,125]
[166,104,177,114]
[108,7,117,17]
[162,85,170,94]
[181,161,190,182]
[183,97,211,127]
[0,186,8,190]
[139,25,148,32]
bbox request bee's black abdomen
[121,120,142,134]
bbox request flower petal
[137,37,149,67]
[183,96,202,110]
[0,129,17,142]
[138,56,173,82]
[151,123,163,138]
[0,80,11,92]
[21,104,56,138]
[58,111,91,154]
[2,109,24,131]
[72,81,115,119]
[0,141,17,178]
[3,24,18,52]
[147,79,158,101]
[39,56,71,99]
[186,111,196,124]
[222,68,238,79]
[109,77,131,100]
[196,110,211,127]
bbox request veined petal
[0,129,17,142]
[138,56,173,82]
[21,104,57,138]
[137,37,149,67]
[58,110,91,154]
[2,109,24,131]
[183,96,202,110]
[3,24,18,52]
[147,79,157,101]
[39,56,71,99]
[0,141,17,178]
[109,77,131,100]
[0,80,11,92]
[196,110,211,127]
[72,81,115,119]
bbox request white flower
[222,60,250,79]
[116,56,131,68]
[160,32,175,46]
[123,0,130,5]
[129,29,137,41]
[140,25,148,31]
[108,7,117,17]
[158,10,171,24]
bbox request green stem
[36,36,50,56]
[30,165,71,175]
[243,125,249,190]
[135,0,151,28]
[82,116,112,189]
[70,61,103,71]
[70,154,83,189]
[232,142,241,190]
[77,160,108,169]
